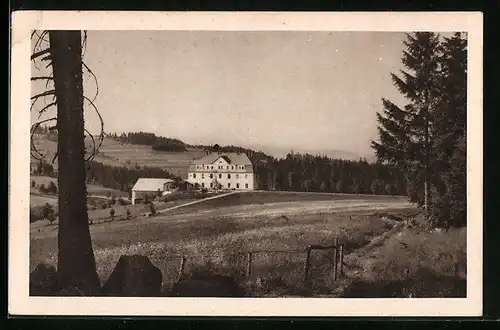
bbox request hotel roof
[191,152,253,166]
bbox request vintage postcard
[10,11,483,316]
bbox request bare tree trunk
[49,30,101,294]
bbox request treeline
[108,132,188,152]
[255,154,405,195]
[196,144,406,195]
[372,32,467,228]
[85,161,180,193]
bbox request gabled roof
[192,152,253,166]
[132,178,174,192]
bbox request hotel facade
[187,152,255,191]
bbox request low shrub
[30,203,56,223]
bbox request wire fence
[146,240,346,289]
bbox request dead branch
[45,72,54,89]
[83,95,104,154]
[84,128,97,161]
[37,101,57,119]
[31,48,50,61]
[31,76,54,82]
[41,54,52,62]
[81,31,88,57]
[30,117,57,160]
[83,62,99,102]
[31,90,55,101]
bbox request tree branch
[30,117,57,160]
[37,102,57,119]
[31,48,51,61]
[31,90,55,101]
[83,95,104,153]
[31,76,54,82]
[84,129,97,162]
[83,62,99,102]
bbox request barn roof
[132,178,174,192]
[192,152,253,166]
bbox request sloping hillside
[31,135,206,178]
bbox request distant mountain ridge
[242,143,375,162]
[105,131,371,162]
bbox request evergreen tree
[372,32,442,219]
[373,32,467,228]
[430,33,467,227]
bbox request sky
[32,31,413,159]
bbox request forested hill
[102,132,406,195]
[110,131,188,152]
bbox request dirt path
[342,220,407,280]
[155,191,237,214]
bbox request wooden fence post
[339,244,344,277]
[246,252,253,279]
[334,237,340,281]
[304,247,311,282]
[178,256,186,279]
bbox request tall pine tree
[430,33,467,228]
[372,32,442,220]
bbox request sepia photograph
[10,11,482,316]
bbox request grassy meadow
[28,189,466,297]
[28,135,466,297]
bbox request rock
[101,255,163,296]
[169,275,245,297]
[30,263,57,296]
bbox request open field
[29,191,465,298]
[30,194,58,207]
[30,192,423,295]
[31,135,205,177]
[30,175,128,197]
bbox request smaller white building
[131,178,175,205]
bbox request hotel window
[231,166,234,170]
[227,174,231,179]
[245,183,249,189]
[245,174,248,179]
[211,166,214,169]
[210,173,213,179]
[219,174,222,179]
[236,183,240,189]
[226,166,229,169]
[202,173,205,179]
[228,183,231,188]
[202,182,205,187]
[210,183,213,188]
[236,174,239,179]
[193,173,196,178]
